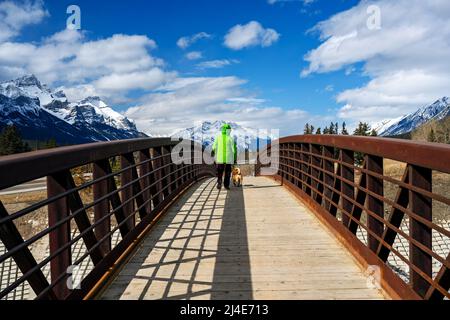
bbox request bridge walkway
[99,177,387,300]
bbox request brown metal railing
[257,135,450,300]
[0,138,215,300]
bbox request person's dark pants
[217,164,232,188]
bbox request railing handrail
[268,135,450,173]
[0,137,188,190]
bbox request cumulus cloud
[0,28,172,102]
[0,0,49,42]
[302,0,450,123]
[196,59,239,69]
[124,76,309,136]
[177,32,212,49]
[224,21,280,50]
[185,51,202,60]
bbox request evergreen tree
[315,127,322,135]
[323,126,329,134]
[329,122,336,134]
[353,122,371,136]
[341,122,349,135]
[352,122,372,165]
[45,138,58,149]
[0,125,30,156]
[304,123,311,135]
[370,129,378,136]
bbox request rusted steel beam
[366,155,384,253]
[120,153,136,230]
[347,162,367,234]
[150,147,164,206]
[58,171,104,266]
[341,149,354,227]
[329,163,341,217]
[322,146,334,212]
[377,167,410,261]
[139,150,152,215]
[103,161,131,238]
[425,252,450,300]
[301,143,311,196]
[0,202,55,299]
[409,165,432,298]
[47,172,73,299]
[0,138,178,190]
[93,160,111,254]
[311,144,323,205]
[160,147,172,198]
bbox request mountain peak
[14,74,42,88]
[78,96,108,108]
[375,96,450,136]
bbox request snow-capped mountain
[0,75,144,144]
[171,120,274,151]
[375,97,450,136]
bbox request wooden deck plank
[99,177,387,300]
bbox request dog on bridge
[232,167,243,187]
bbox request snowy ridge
[171,120,275,151]
[375,97,450,136]
[0,75,144,143]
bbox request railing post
[293,143,300,188]
[47,172,72,299]
[120,153,135,230]
[409,165,432,297]
[341,149,354,226]
[311,144,322,205]
[161,146,172,197]
[93,160,111,254]
[323,146,334,213]
[150,147,164,205]
[366,155,384,252]
[139,150,152,215]
[301,143,311,196]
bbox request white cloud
[196,59,239,69]
[185,51,202,60]
[224,21,280,50]
[124,76,308,136]
[0,0,49,42]
[302,0,450,123]
[177,32,212,49]
[0,29,171,101]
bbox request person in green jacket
[212,123,237,190]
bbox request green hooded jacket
[212,123,237,164]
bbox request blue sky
[1,0,449,135]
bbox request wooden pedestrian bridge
[0,135,449,300]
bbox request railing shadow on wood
[256,135,450,300]
[0,138,216,300]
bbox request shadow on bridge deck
[98,177,387,300]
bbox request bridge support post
[93,160,111,254]
[409,165,432,298]
[340,149,354,227]
[139,150,152,215]
[47,173,72,299]
[366,155,384,252]
[121,153,136,230]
